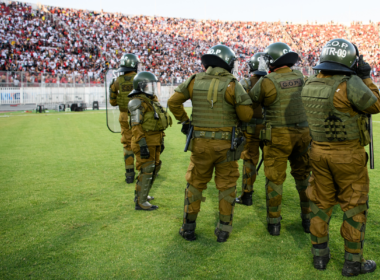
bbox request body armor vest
[191,68,239,128]
[117,73,136,110]
[131,94,171,132]
[302,75,367,142]
[262,70,307,126]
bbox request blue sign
[0,92,20,101]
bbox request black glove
[140,145,150,159]
[357,55,371,79]
[181,120,190,135]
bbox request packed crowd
[0,1,106,85]
[1,1,380,85]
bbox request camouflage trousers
[263,127,312,224]
[306,140,369,255]
[120,112,134,170]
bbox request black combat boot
[214,221,231,243]
[342,256,376,277]
[179,221,196,241]
[312,244,330,270]
[235,191,253,206]
[268,222,281,236]
[125,169,135,184]
[302,218,310,233]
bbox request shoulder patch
[124,76,133,82]
[280,78,303,89]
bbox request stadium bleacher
[1,1,380,85]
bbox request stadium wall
[0,85,178,108]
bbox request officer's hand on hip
[357,55,371,79]
[140,145,150,159]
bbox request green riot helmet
[313,39,357,74]
[201,44,237,73]
[129,71,160,97]
[248,52,267,76]
[263,42,299,68]
[116,53,140,73]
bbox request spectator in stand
[1,1,380,86]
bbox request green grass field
[1,109,380,279]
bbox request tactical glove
[138,138,150,159]
[181,120,190,135]
[357,55,371,79]
[140,145,150,159]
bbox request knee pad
[266,179,283,200]
[141,161,155,174]
[219,187,236,206]
[310,201,333,244]
[343,203,368,257]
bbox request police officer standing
[128,71,172,211]
[168,45,254,242]
[110,54,140,184]
[236,53,267,206]
[249,42,312,236]
[301,39,380,276]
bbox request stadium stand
[1,1,380,85]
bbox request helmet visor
[139,81,160,96]
[232,60,239,77]
[258,55,269,73]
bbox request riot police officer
[109,53,140,184]
[301,39,380,276]
[236,52,267,206]
[168,45,254,242]
[128,71,172,211]
[249,42,312,236]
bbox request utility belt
[271,120,309,128]
[241,118,265,135]
[193,130,232,141]
[188,128,245,163]
[259,121,309,142]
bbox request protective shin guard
[134,190,154,202]
[152,160,162,185]
[237,160,255,205]
[342,204,375,276]
[266,179,283,235]
[296,177,311,233]
[124,148,135,183]
[125,168,135,184]
[135,161,158,211]
[180,184,205,241]
[215,187,236,242]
